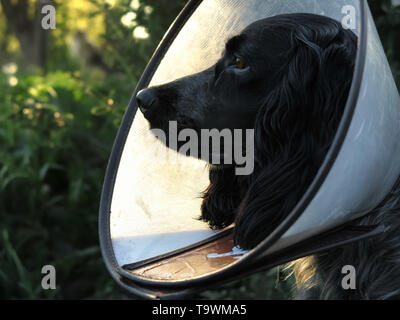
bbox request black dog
[136,14,400,299]
[137,12,357,245]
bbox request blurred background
[0,0,399,299]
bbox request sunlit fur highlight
[285,177,400,299]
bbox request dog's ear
[201,166,247,229]
[266,26,356,142]
[233,147,314,249]
[233,25,357,249]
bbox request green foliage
[0,0,190,300]
[0,0,399,300]
[0,68,124,298]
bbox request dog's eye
[234,56,247,70]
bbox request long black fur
[202,14,358,248]
[136,13,400,299]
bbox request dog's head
[136,13,357,249]
[137,13,356,151]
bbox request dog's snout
[136,88,158,115]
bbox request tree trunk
[0,0,51,68]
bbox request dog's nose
[136,88,158,115]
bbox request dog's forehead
[241,16,286,36]
[232,14,311,47]
[243,18,272,33]
[225,22,272,52]
[240,13,326,37]
[231,18,289,55]
[238,18,286,47]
